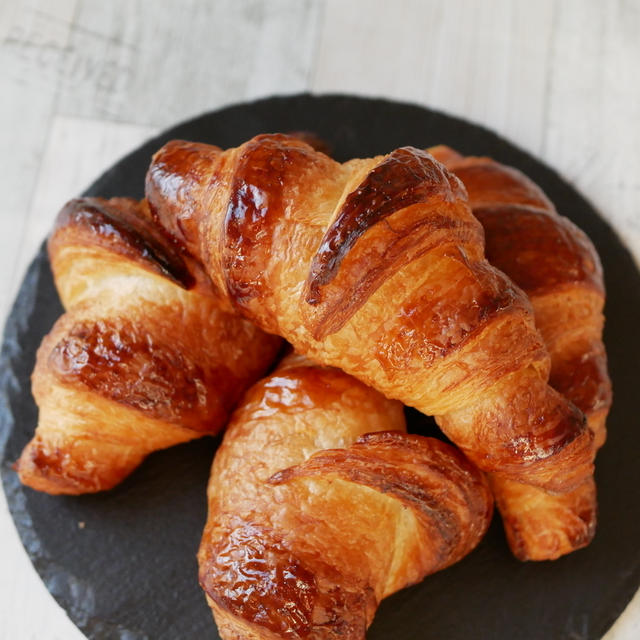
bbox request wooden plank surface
[1,1,638,638]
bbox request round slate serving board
[1,94,639,640]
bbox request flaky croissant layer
[147,135,595,496]
[199,354,493,639]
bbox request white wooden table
[1,1,638,638]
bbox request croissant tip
[15,439,105,495]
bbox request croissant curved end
[15,436,134,495]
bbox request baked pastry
[199,353,493,639]
[146,135,595,497]
[16,197,281,494]
[430,146,611,559]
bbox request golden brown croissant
[199,354,493,639]
[16,197,281,494]
[146,135,595,498]
[430,146,611,560]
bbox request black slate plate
[1,94,639,640]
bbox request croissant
[199,354,493,639]
[430,146,611,560]
[16,197,281,494]
[146,135,595,498]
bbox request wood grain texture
[0,0,638,638]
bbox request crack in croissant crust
[147,134,595,495]
[50,196,196,289]
[17,197,281,494]
[303,146,484,337]
[430,146,611,560]
[199,356,492,639]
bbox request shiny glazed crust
[146,135,595,496]
[16,197,281,494]
[198,354,493,639]
[430,146,611,560]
